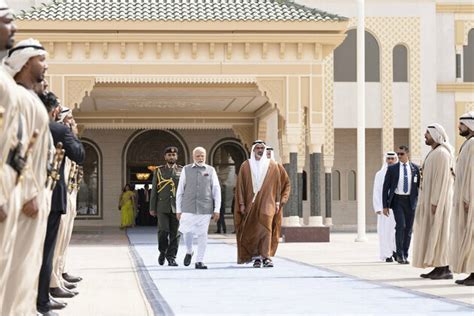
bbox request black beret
[163,146,178,155]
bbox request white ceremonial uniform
[0,65,26,307]
[50,158,78,288]
[2,87,52,316]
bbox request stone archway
[124,129,188,187]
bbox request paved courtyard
[56,227,473,315]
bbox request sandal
[253,259,262,268]
[263,258,273,268]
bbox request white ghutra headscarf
[266,146,275,161]
[460,111,474,132]
[0,1,12,18]
[249,142,270,200]
[427,123,454,158]
[379,151,398,171]
[3,38,48,77]
[58,107,71,123]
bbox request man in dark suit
[36,91,85,315]
[382,145,420,264]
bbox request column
[324,168,332,226]
[356,0,367,242]
[308,149,323,226]
[323,156,334,226]
[283,152,300,226]
[297,169,303,224]
[456,45,463,82]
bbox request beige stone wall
[76,128,237,227]
[331,129,381,231]
[77,129,135,227]
[329,128,409,231]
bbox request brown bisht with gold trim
[234,160,290,264]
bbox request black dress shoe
[66,288,79,296]
[464,278,474,286]
[402,258,410,264]
[167,258,178,266]
[385,257,393,263]
[47,299,67,310]
[158,253,166,266]
[420,267,438,278]
[50,287,75,298]
[455,279,465,285]
[195,262,208,269]
[430,267,453,280]
[49,296,67,306]
[395,255,404,264]
[184,252,193,266]
[62,273,82,283]
[63,280,77,290]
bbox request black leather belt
[395,194,410,198]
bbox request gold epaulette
[156,165,177,196]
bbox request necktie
[403,164,408,193]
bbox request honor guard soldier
[149,146,183,266]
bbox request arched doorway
[123,129,188,226]
[77,139,102,219]
[124,129,187,188]
[210,139,248,214]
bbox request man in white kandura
[450,111,474,286]
[176,147,221,269]
[413,123,455,280]
[373,151,397,262]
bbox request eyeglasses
[396,152,405,156]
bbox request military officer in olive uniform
[149,146,183,266]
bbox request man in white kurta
[412,124,455,280]
[2,39,53,316]
[176,146,221,269]
[373,152,398,262]
[450,111,474,286]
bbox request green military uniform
[149,163,182,261]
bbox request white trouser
[50,191,77,288]
[184,232,208,263]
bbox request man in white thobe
[176,146,221,269]
[0,1,23,306]
[373,152,398,262]
[2,39,54,316]
[450,111,474,286]
[413,123,455,280]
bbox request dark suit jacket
[49,122,85,213]
[382,161,420,210]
